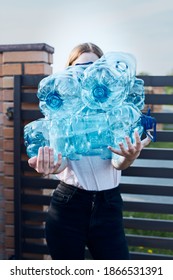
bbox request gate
[14,75,173,259]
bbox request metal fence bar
[14,75,22,260]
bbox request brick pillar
[0,43,54,259]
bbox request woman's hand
[108,131,151,170]
[28,146,64,175]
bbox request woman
[28,42,151,260]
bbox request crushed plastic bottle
[24,118,50,158]
[81,52,137,110]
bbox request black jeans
[45,181,129,260]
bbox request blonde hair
[66,42,103,67]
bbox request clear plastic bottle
[24,118,50,158]
[102,52,136,85]
[49,118,82,160]
[125,77,145,110]
[37,66,85,118]
[108,103,144,147]
[81,52,137,110]
[48,107,113,159]
[71,108,113,158]
[48,103,144,160]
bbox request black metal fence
[14,75,173,260]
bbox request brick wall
[0,43,54,259]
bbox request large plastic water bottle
[37,66,84,118]
[49,117,83,160]
[125,77,145,110]
[81,66,123,110]
[81,52,138,110]
[48,103,145,160]
[48,107,112,160]
[107,103,144,146]
[71,108,113,158]
[24,118,50,158]
[102,52,136,84]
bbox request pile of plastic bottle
[24,52,156,160]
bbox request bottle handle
[140,108,157,142]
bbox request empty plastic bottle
[37,66,84,118]
[82,66,123,110]
[81,52,139,110]
[48,107,113,160]
[102,52,137,85]
[125,77,145,110]
[48,104,146,160]
[24,118,50,158]
[49,117,83,160]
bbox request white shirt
[56,156,121,191]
